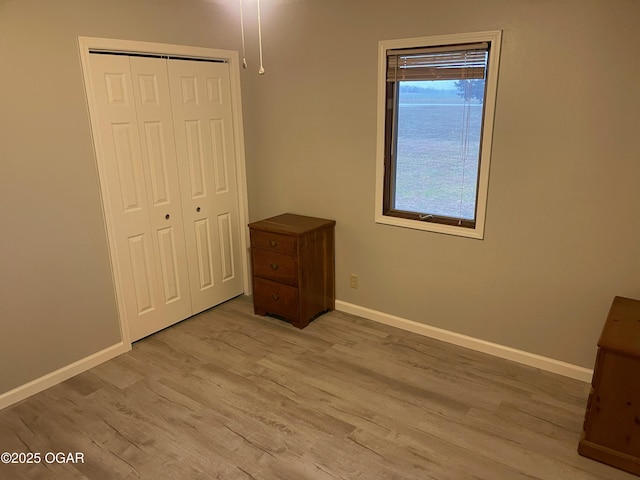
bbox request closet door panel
[89,54,162,340]
[130,57,192,334]
[168,60,243,313]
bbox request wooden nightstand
[578,296,640,475]
[248,213,335,328]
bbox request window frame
[374,31,502,239]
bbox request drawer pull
[269,240,278,247]
[271,293,279,301]
[270,263,279,270]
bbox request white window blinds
[386,43,489,82]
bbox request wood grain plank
[0,296,635,480]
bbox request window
[375,31,502,239]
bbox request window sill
[375,213,485,239]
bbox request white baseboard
[335,300,594,383]
[0,303,593,412]
[0,342,130,410]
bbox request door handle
[269,240,277,247]
[271,293,279,301]
[270,263,279,270]
[165,214,170,220]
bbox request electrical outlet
[349,274,359,289]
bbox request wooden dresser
[578,296,640,475]
[248,213,335,329]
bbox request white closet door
[167,59,244,314]
[89,54,191,341]
[128,56,193,336]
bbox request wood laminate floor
[0,296,634,480]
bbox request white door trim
[78,36,251,346]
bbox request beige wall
[0,0,638,398]
[242,0,640,368]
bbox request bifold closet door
[88,54,192,341]
[88,53,244,341]
[167,59,244,314]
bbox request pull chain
[239,0,247,68]
[256,0,265,74]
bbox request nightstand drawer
[251,249,297,285]
[253,278,298,320]
[250,230,297,256]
